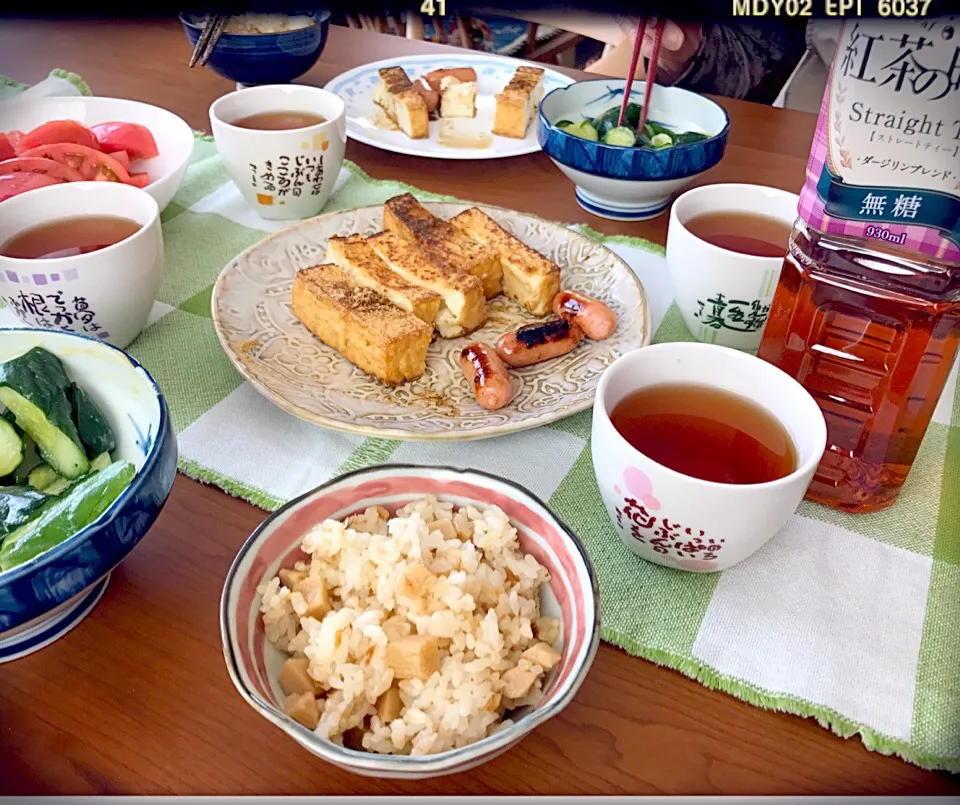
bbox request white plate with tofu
[211,197,650,441]
[324,54,573,160]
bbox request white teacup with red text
[210,84,346,221]
[591,343,826,573]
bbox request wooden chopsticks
[616,18,665,136]
[189,14,229,68]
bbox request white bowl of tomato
[0,96,194,213]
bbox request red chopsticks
[617,19,647,128]
[616,18,665,135]
[637,21,665,133]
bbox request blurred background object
[332,9,822,111]
[181,10,332,85]
[335,7,600,67]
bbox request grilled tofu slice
[450,207,560,316]
[327,235,443,326]
[439,76,477,119]
[383,193,501,299]
[365,232,486,338]
[291,264,432,386]
[492,66,545,139]
[373,67,429,140]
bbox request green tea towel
[2,73,958,773]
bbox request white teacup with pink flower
[591,342,826,573]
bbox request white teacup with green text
[666,183,799,352]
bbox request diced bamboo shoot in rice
[376,685,404,723]
[430,519,457,540]
[279,568,307,590]
[294,577,332,620]
[284,692,320,729]
[399,565,436,598]
[521,641,562,671]
[501,665,540,699]
[279,657,321,696]
[385,634,440,680]
[535,616,561,646]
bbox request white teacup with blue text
[666,183,800,352]
[0,182,163,350]
[210,84,347,221]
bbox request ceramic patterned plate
[323,54,573,160]
[211,202,651,441]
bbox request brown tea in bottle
[756,18,960,513]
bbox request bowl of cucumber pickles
[538,79,730,221]
[0,329,177,661]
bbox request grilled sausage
[459,342,512,410]
[495,319,584,368]
[413,78,440,115]
[553,290,617,340]
[422,67,478,93]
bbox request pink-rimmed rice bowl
[220,464,600,779]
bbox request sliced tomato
[108,149,131,170]
[127,171,151,189]
[0,133,16,162]
[91,121,159,160]
[0,172,64,203]
[18,120,101,152]
[19,144,131,183]
[0,156,85,182]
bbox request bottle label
[798,18,960,262]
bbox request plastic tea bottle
[758,17,960,514]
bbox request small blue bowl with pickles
[180,11,331,86]
[538,79,730,221]
[0,329,177,661]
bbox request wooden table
[1,20,957,797]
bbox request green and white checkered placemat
[3,73,959,772]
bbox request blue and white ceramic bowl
[0,329,177,662]
[538,79,730,221]
[180,11,331,86]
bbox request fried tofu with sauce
[492,66,545,139]
[383,194,501,299]
[291,264,432,386]
[439,76,477,119]
[327,235,443,326]
[365,231,487,338]
[373,66,429,139]
[451,207,561,316]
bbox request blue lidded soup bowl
[180,11,331,86]
[538,79,730,221]
[0,328,177,661]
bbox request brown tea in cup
[610,383,797,485]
